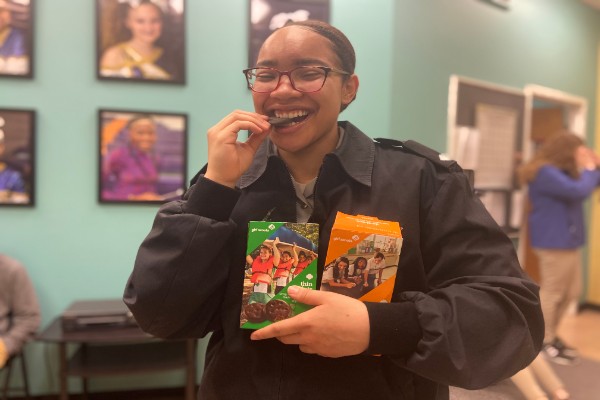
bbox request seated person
[321,257,361,298]
[0,253,41,368]
[347,256,367,289]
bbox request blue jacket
[528,165,600,249]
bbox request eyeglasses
[242,66,350,93]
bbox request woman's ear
[342,74,359,106]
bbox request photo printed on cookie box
[240,221,319,329]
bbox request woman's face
[337,261,348,270]
[252,26,358,156]
[259,247,271,261]
[126,4,163,44]
[128,118,157,152]
[0,9,12,32]
[358,259,366,268]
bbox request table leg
[81,344,89,400]
[58,343,68,400]
[82,378,89,400]
[185,339,197,400]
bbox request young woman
[102,114,163,201]
[100,0,172,80]
[321,257,356,290]
[519,131,600,365]
[124,20,544,400]
[347,256,367,288]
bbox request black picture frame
[98,108,188,204]
[96,0,186,84]
[0,0,34,79]
[0,108,35,207]
[248,0,330,68]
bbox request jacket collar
[239,121,375,189]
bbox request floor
[102,309,600,400]
[557,307,600,361]
[6,309,599,399]
[450,307,600,400]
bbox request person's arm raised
[204,111,271,188]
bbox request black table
[37,317,197,400]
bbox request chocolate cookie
[244,302,267,323]
[265,299,292,322]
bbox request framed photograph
[248,0,330,67]
[96,0,185,84]
[98,109,187,204]
[0,108,35,206]
[0,0,34,78]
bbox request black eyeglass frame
[242,66,351,93]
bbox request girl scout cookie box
[240,221,319,329]
[320,212,402,303]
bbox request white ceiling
[582,0,600,10]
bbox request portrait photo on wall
[96,0,185,84]
[98,109,187,204]
[0,108,35,206]
[248,0,329,67]
[0,0,34,78]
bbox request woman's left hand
[251,286,370,358]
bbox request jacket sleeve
[1,260,41,355]
[123,176,241,338]
[366,167,544,389]
[534,166,600,200]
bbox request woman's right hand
[204,111,271,188]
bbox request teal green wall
[0,0,598,396]
[392,0,600,150]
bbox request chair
[1,350,30,400]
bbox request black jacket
[124,121,544,400]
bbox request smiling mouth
[268,111,309,127]
[268,116,295,126]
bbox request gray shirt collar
[239,121,375,189]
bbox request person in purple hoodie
[102,114,163,201]
[519,130,600,366]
